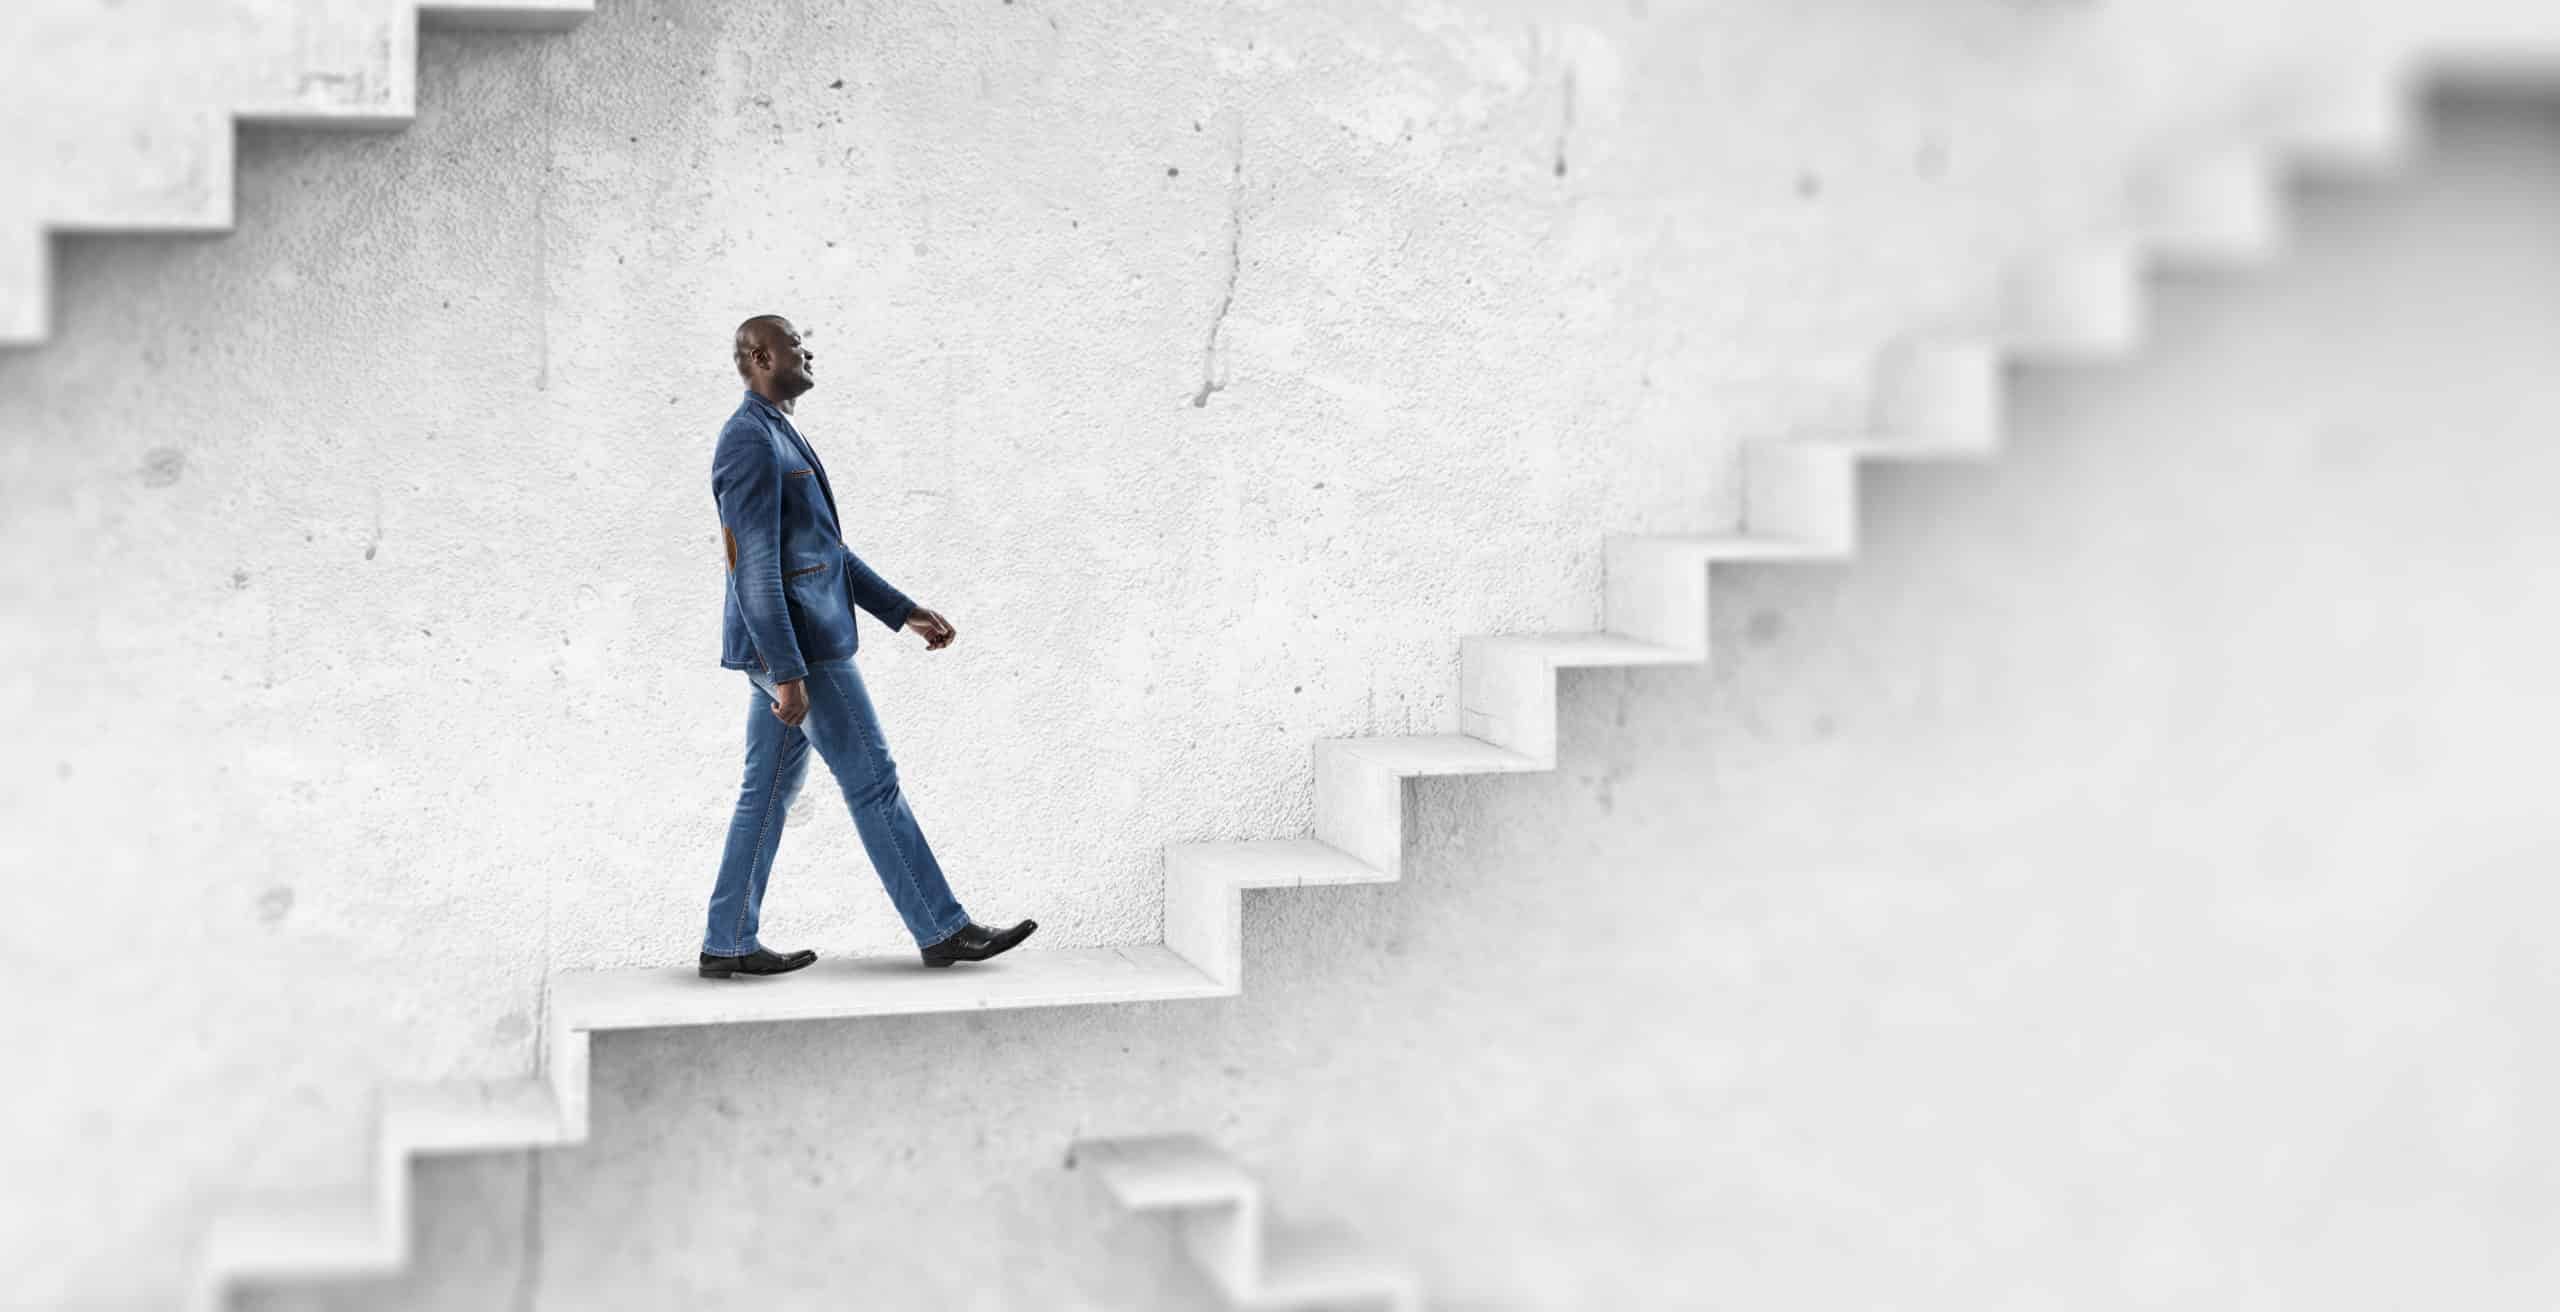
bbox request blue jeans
[705,656,971,955]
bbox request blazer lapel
[776,415,841,530]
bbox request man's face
[763,320,817,398]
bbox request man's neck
[749,384,795,416]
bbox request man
[701,314,1036,979]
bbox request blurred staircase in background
[0,0,591,346]
[1074,1134,1424,1311]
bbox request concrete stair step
[1626,533,1835,561]
[421,0,595,30]
[1074,1134,1421,1311]
[380,1078,568,1156]
[1317,734,1543,778]
[1165,838,1383,892]
[550,944,1225,1033]
[1,0,592,346]
[1248,1222,1424,1311]
[1464,631,1694,670]
[2137,144,2288,269]
[1078,1134,1256,1211]
[198,1203,393,1285]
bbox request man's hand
[905,607,956,650]
[768,678,809,727]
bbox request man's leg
[793,657,972,947]
[704,670,813,957]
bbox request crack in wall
[1190,127,1244,408]
[1555,63,1577,178]
[534,44,556,393]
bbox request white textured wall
[244,90,2560,1310]
[0,0,2533,1306]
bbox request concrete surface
[4,0,2554,1305]
[226,89,2560,1311]
[0,1,592,342]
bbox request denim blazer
[714,390,916,684]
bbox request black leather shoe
[698,946,817,979]
[919,919,1037,968]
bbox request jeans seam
[717,708,790,957]
[831,662,954,945]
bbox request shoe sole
[698,957,816,979]
[919,922,1038,969]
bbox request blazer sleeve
[843,545,918,633]
[713,422,809,684]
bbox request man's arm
[843,546,917,633]
[714,423,808,684]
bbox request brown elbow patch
[722,525,738,573]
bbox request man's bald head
[733,314,817,405]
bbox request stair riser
[1459,639,1563,765]
[1743,444,1860,551]
[1602,538,1716,657]
[2137,148,2287,269]
[1871,341,2002,449]
[1177,1204,1264,1300]
[546,1010,593,1144]
[2004,242,2147,361]
[1313,745,1405,879]
[1162,856,1247,986]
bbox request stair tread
[200,1204,389,1274]
[417,1,597,32]
[1793,434,1999,461]
[1468,631,1695,668]
[1324,734,1543,776]
[420,0,595,13]
[553,945,1223,1033]
[1629,533,1831,560]
[1076,1134,1255,1208]
[382,1078,565,1154]
[1167,838,1382,889]
[1250,1222,1419,1303]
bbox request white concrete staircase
[1072,1134,1423,1311]
[0,0,592,347]
[183,52,2491,1307]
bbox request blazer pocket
[783,468,816,479]
[783,562,830,580]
